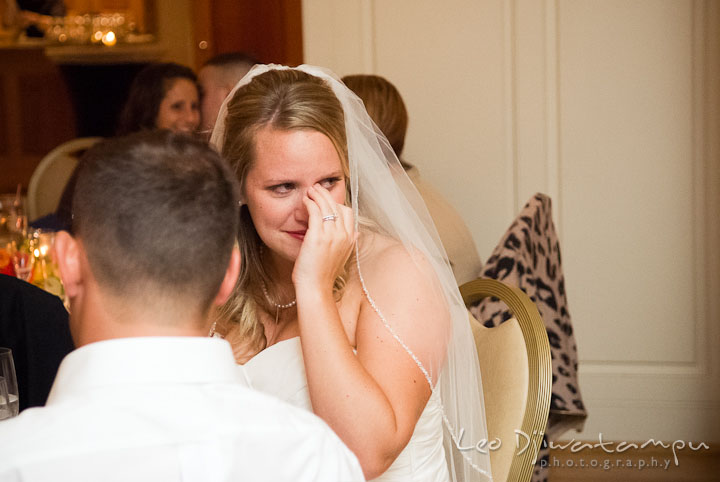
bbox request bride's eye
[319,177,342,190]
[269,183,294,195]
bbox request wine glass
[0,193,26,254]
[8,213,27,237]
[0,347,19,420]
[30,230,64,297]
[0,194,15,236]
[12,247,34,282]
[0,237,14,276]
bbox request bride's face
[244,126,346,264]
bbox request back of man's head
[71,131,240,312]
[204,52,258,77]
[199,52,258,133]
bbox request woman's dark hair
[116,62,197,135]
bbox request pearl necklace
[258,245,296,330]
[261,280,296,309]
[260,279,296,335]
[258,245,296,310]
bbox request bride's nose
[293,191,309,223]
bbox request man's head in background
[55,131,241,346]
[198,52,258,134]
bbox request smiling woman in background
[31,62,200,232]
[116,62,200,136]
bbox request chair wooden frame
[460,278,552,482]
[27,137,101,220]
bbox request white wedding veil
[211,64,492,482]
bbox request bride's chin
[269,247,300,266]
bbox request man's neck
[72,286,208,347]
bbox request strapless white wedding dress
[237,337,450,482]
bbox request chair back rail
[460,278,552,482]
[27,138,101,220]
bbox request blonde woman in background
[342,74,482,285]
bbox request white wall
[303,0,720,442]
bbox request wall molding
[504,0,519,221]
[576,0,712,381]
[360,0,376,73]
[580,362,704,376]
[691,0,710,379]
[545,0,562,238]
[586,399,720,410]
[302,0,720,442]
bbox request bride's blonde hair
[216,69,352,354]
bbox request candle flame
[102,31,117,47]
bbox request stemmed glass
[1,192,29,280]
[11,247,34,282]
[0,191,24,235]
[30,230,63,297]
[0,348,19,420]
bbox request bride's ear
[213,245,240,306]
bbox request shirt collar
[47,337,239,404]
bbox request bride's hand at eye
[292,184,355,291]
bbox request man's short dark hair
[204,52,259,69]
[72,131,240,310]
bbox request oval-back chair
[27,137,101,221]
[460,278,552,482]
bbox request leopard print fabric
[470,193,587,482]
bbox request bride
[209,65,492,482]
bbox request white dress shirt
[0,336,364,482]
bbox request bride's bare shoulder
[355,232,435,286]
[352,231,449,359]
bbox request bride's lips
[287,230,306,241]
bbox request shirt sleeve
[0,468,21,482]
[234,364,252,388]
[312,430,365,482]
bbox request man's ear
[54,231,83,299]
[213,245,240,306]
